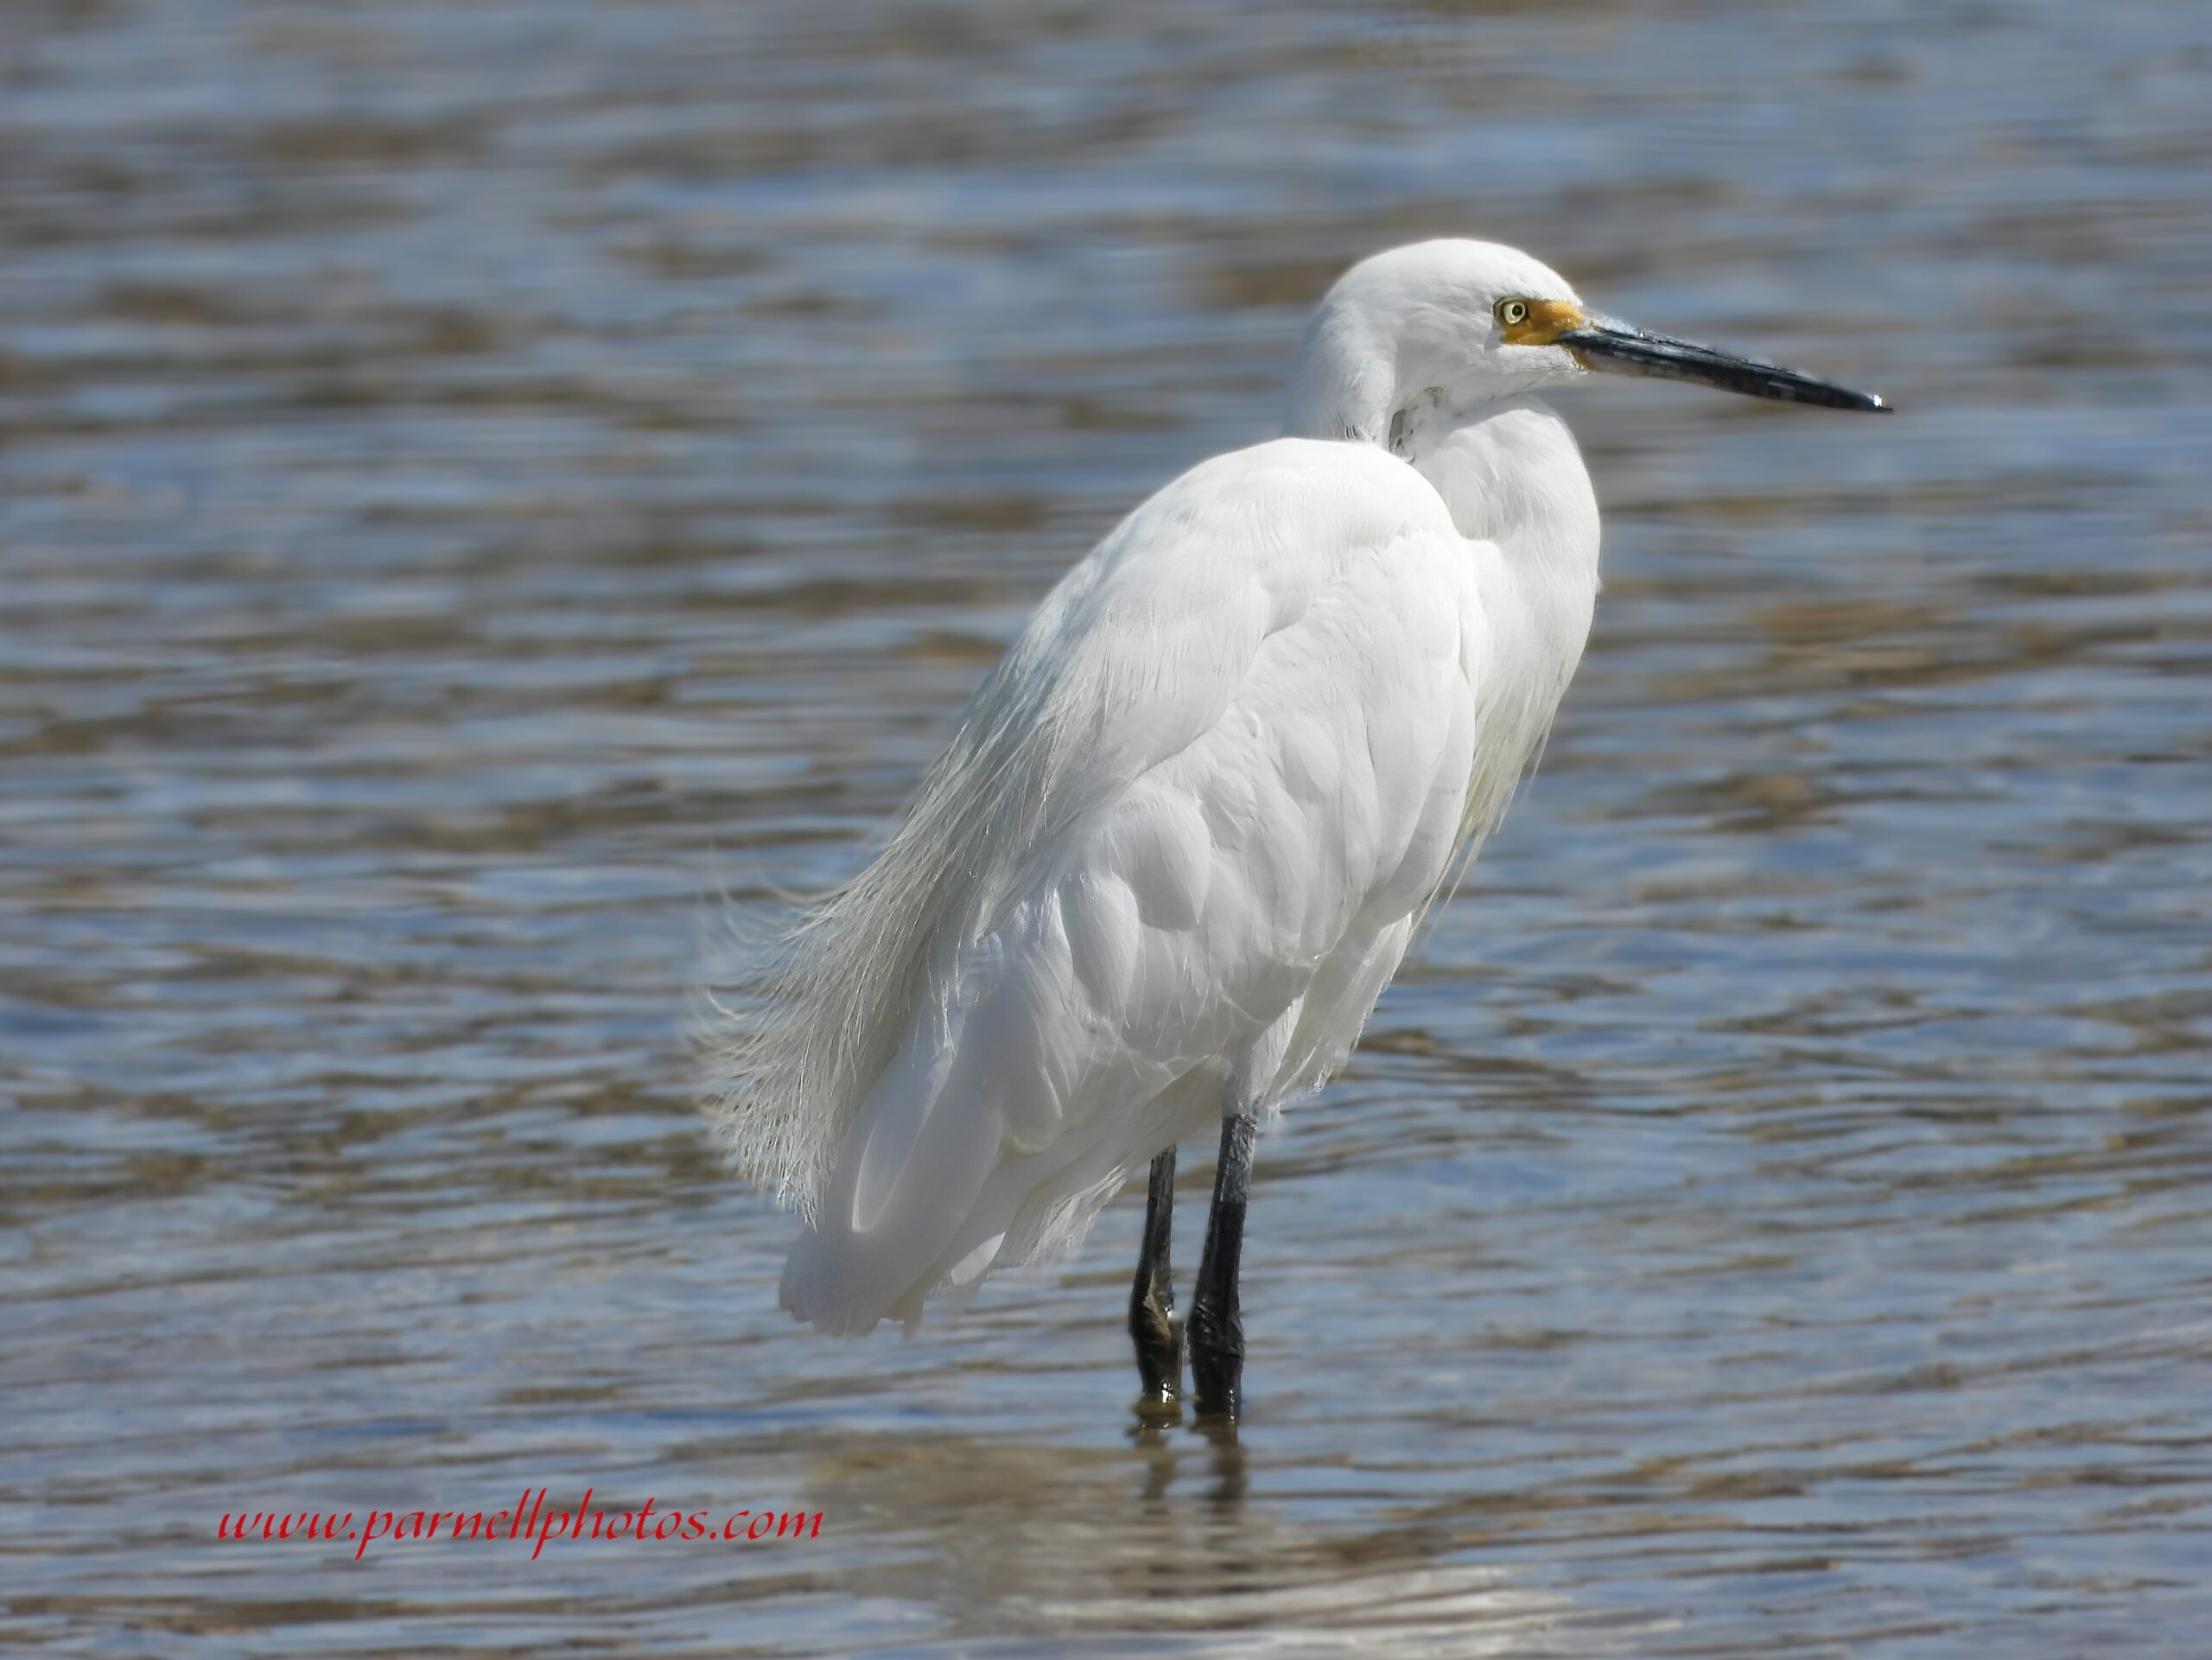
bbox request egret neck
[1389,392,1601,713]
[1286,326,1604,823]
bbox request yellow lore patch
[1500,298,1586,347]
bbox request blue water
[3,1,2209,1653]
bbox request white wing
[722,438,1492,1332]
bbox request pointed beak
[1556,316,1890,413]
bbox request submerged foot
[1187,1296,1243,1421]
[1130,1281,1182,1413]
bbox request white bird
[703,239,1885,1419]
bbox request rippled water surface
[4,2,2210,1654]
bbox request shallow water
[3,1,2210,1654]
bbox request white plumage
[701,238,1882,1344]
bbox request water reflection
[804,1432,1597,1656]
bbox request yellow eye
[1497,299,1529,328]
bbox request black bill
[1557,318,1890,412]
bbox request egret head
[1286,239,1887,444]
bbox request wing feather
[714,438,1489,1332]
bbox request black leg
[1128,1147,1181,1406]
[1189,1110,1258,1421]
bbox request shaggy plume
[696,568,1122,1224]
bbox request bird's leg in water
[1189,1110,1258,1421]
[1128,1147,1181,1405]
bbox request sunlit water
[3,1,2209,1654]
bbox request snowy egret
[704,239,1886,1419]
